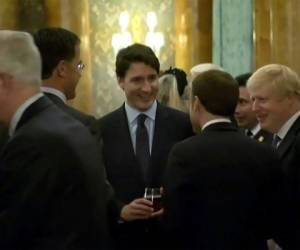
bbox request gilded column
[254,0,272,69]
[254,0,300,76]
[175,0,212,75]
[0,0,19,29]
[44,0,93,114]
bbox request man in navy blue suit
[97,43,193,249]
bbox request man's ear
[118,77,125,90]
[0,74,5,92]
[192,96,201,112]
[0,73,13,95]
[56,60,67,78]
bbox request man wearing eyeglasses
[33,28,120,243]
[33,28,96,131]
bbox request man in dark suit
[248,64,300,246]
[32,27,97,132]
[163,69,293,249]
[0,30,109,249]
[97,43,193,249]
[33,27,120,230]
[235,72,272,143]
[0,122,8,152]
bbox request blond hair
[157,74,187,112]
[247,64,300,98]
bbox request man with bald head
[190,63,223,81]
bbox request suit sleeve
[0,137,98,249]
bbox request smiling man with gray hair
[0,30,109,249]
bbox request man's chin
[137,101,155,111]
[259,121,270,131]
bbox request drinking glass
[144,187,162,212]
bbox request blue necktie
[136,114,150,177]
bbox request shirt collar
[277,110,300,140]
[202,118,231,131]
[125,100,157,124]
[9,92,44,136]
[41,86,67,103]
[250,123,260,136]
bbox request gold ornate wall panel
[254,0,271,68]
[89,0,175,117]
[0,0,19,29]
[175,0,212,74]
[254,0,300,76]
[0,0,197,117]
[19,0,45,33]
[45,0,93,114]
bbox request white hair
[190,63,224,80]
[0,30,41,86]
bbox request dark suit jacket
[240,128,273,144]
[98,103,193,205]
[0,122,8,152]
[97,103,193,247]
[44,92,120,235]
[163,122,289,250]
[276,116,300,241]
[44,92,99,137]
[253,129,273,144]
[0,96,109,250]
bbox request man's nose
[235,104,241,115]
[141,81,152,92]
[252,100,259,113]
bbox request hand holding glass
[144,188,162,212]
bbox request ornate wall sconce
[145,11,164,57]
[111,11,132,56]
[111,11,164,57]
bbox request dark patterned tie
[272,135,281,149]
[136,114,150,177]
[246,130,253,137]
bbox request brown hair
[192,70,239,116]
[116,43,160,78]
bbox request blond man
[248,64,300,248]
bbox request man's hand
[121,198,153,221]
[151,208,164,218]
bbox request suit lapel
[253,129,272,144]
[119,105,135,155]
[151,104,168,163]
[114,105,144,178]
[277,116,300,159]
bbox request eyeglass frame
[76,62,85,72]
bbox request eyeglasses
[76,62,85,72]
